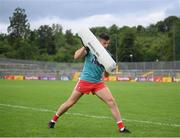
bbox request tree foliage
[0,7,180,62]
[8,7,30,39]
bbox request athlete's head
[99,33,110,48]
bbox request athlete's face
[99,39,110,48]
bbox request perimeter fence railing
[0,58,180,79]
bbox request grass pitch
[0,80,180,137]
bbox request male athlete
[48,33,130,133]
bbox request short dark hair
[99,33,110,41]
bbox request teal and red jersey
[80,51,105,83]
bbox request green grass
[0,80,180,137]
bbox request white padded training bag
[78,28,116,73]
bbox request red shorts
[75,80,106,94]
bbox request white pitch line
[0,103,180,128]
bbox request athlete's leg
[95,87,122,122]
[94,87,131,133]
[48,90,83,128]
[56,89,83,116]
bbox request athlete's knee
[65,99,76,108]
[106,98,117,107]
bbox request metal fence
[119,61,180,70]
[118,61,180,78]
[0,58,83,77]
[0,58,180,78]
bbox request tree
[137,25,145,33]
[108,25,119,61]
[90,26,108,36]
[7,7,30,39]
[0,9,179,62]
[164,16,179,31]
[146,24,158,36]
[118,28,142,62]
[156,21,167,32]
[0,34,11,57]
[65,30,76,45]
[172,21,180,60]
[15,40,38,59]
[37,25,57,55]
[120,31,136,62]
[52,24,63,35]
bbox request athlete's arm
[74,47,87,60]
